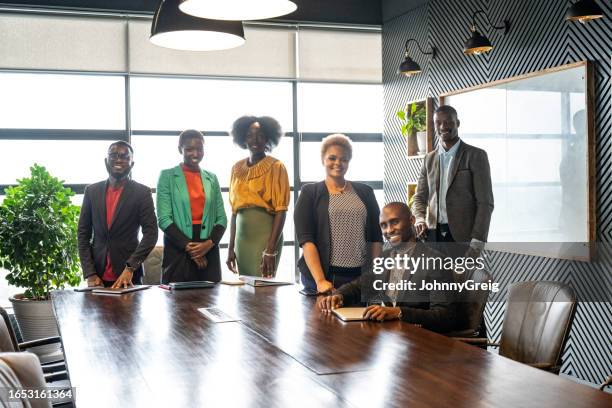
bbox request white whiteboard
[442,62,592,247]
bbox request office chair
[599,375,612,391]
[0,307,67,381]
[142,246,164,285]
[447,268,492,344]
[456,281,576,374]
[0,352,52,408]
[0,352,73,408]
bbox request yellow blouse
[229,156,290,215]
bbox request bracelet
[262,250,278,257]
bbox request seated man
[318,202,457,333]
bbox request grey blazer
[413,140,494,242]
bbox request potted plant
[397,101,427,155]
[0,164,81,357]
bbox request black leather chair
[0,306,67,381]
[457,281,577,374]
[448,268,492,343]
[599,375,612,391]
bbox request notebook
[168,281,216,290]
[198,307,241,323]
[73,286,103,292]
[220,279,245,286]
[92,285,151,295]
[332,307,368,322]
[239,276,293,287]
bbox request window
[130,77,293,131]
[297,83,382,133]
[0,73,125,130]
[1,73,383,284]
[0,139,112,185]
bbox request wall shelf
[401,97,433,159]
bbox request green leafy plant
[0,164,81,300]
[397,102,427,137]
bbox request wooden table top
[52,285,611,408]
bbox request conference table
[51,284,610,407]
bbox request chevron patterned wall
[382,0,611,384]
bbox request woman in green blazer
[156,129,227,283]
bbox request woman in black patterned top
[294,134,383,295]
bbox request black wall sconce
[398,39,436,77]
[566,0,604,23]
[464,10,510,55]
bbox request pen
[159,284,172,291]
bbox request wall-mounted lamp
[150,0,245,51]
[398,39,436,77]
[464,10,510,56]
[566,0,604,23]
[179,0,297,21]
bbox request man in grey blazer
[413,105,494,244]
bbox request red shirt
[181,164,206,225]
[102,184,124,281]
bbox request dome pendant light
[566,0,604,23]
[150,0,245,51]
[179,0,298,21]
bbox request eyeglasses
[108,153,131,161]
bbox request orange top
[181,164,206,225]
[229,156,290,215]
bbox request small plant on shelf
[397,102,427,156]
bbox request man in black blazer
[318,202,457,333]
[77,141,158,288]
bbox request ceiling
[0,0,384,25]
[383,0,429,22]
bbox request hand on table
[260,252,276,278]
[363,305,401,322]
[87,275,103,287]
[111,268,134,289]
[317,294,343,313]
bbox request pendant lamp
[179,0,297,21]
[150,0,245,51]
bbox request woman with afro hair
[227,116,290,278]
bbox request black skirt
[161,224,222,284]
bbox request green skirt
[235,207,283,277]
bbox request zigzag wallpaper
[382,0,611,384]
